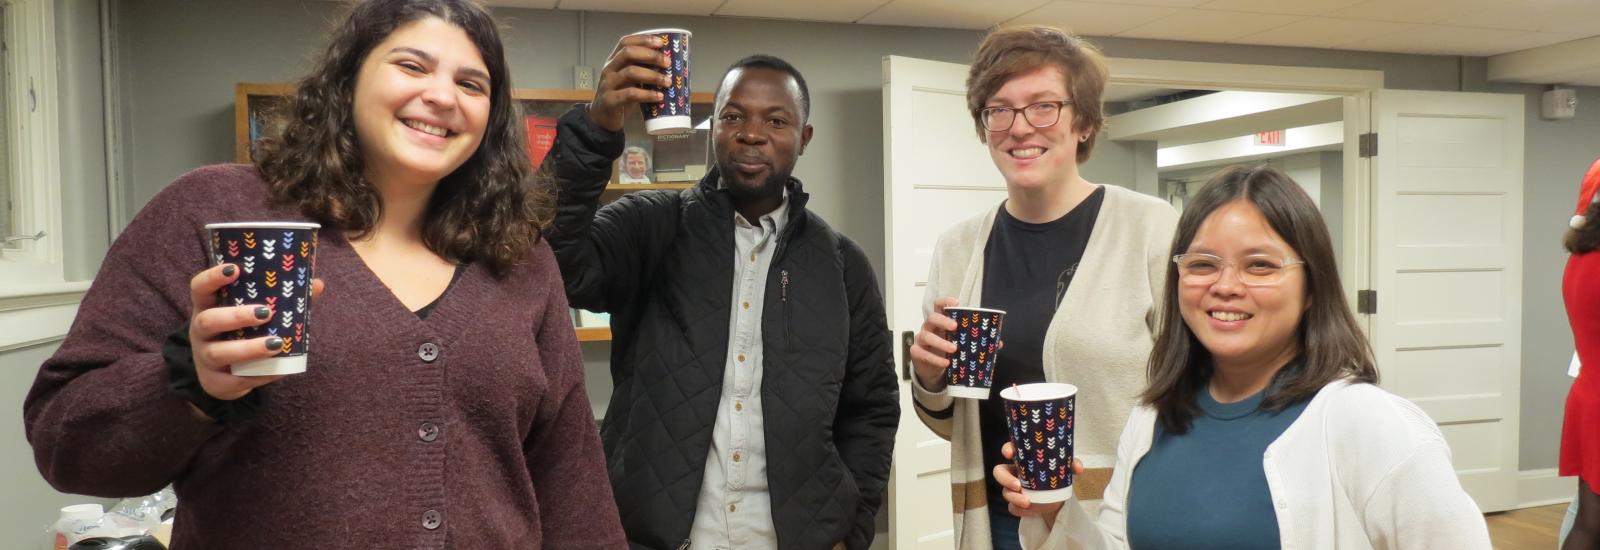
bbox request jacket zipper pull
[781,270,789,302]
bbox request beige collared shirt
[689,196,789,550]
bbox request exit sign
[1255,130,1286,146]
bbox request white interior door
[883,55,1010,549]
[1370,89,1522,512]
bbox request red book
[525,115,558,170]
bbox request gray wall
[57,0,110,280]
[1,342,116,545]
[1320,151,1344,270]
[102,0,1598,476]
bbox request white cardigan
[1021,380,1492,549]
[910,185,1177,549]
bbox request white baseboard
[1519,468,1578,509]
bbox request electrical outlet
[574,65,596,90]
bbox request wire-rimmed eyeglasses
[1173,253,1305,286]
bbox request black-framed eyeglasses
[976,100,1073,132]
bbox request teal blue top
[1124,373,1311,549]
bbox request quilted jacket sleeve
[547,105,678,313]
[832,237,901,550]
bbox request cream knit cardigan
[1024,380,1492,550]
[910,184,1177,549]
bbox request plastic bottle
[52,504,110,550]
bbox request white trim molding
[1518,468,1578,509]
[1105,57,1384,95]
[0,281,85,352]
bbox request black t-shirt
[978,186,1103,506]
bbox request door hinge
[1357,289,1377,314]
[900,330,914,381]
[1358,132,1377,158]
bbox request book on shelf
[525,115,559,170]
[575,308,610,328]
[651,130,704,173]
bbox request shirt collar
[735,189,790,235]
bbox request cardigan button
[418,422,440,442]
[1276,499,1288,510]
[422,509,442,530]
[418,342,440,362]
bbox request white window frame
[0,0,63,289]
[0,0,85,354]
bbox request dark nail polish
[264,337,284,351]
[222,265,236,277]
[254,306,271,320]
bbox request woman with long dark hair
[994,165,1489,549]
[24,1,624,546]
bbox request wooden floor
[1487,503,1568,549]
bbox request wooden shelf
[575,326,612,342]
[607,183,694,191]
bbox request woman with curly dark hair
[23,1,624,547]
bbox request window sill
[0,280,88,352]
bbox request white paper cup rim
[205,222,321,230]
[629,28,692,38]
[1000,382,1078,402]
[945,306,1007,315]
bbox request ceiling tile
[713,0,887,23]
[555,0,721,15]
[1071,0,1210,7]
[857,0,1055,29]
[1438,0,1600,35]
[1231,17,1418,49]
[1196,0,1365,16]
[1115,9,1304,43]
[1342,25,1580,56]
[1324,0,1503,24]
[1004,1,1182,36]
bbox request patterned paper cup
[206,222,320,376]
[943,306,1005,399]
[628,28,692,136]
[1000,383,1077,504]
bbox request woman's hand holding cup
[909,297,961,391]
[187,263,324,401]
[995,441,1081,530]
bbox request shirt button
[737,354,746,363]
[422,509,442,530]
[749,254,756,262]
[735,401,743,412]
[418,342,440,362]
[733,452,742,462]
[418,422,439,442]
[729,504,737,513]
[742,301,750,310]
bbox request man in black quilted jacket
[546,33,900,550]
